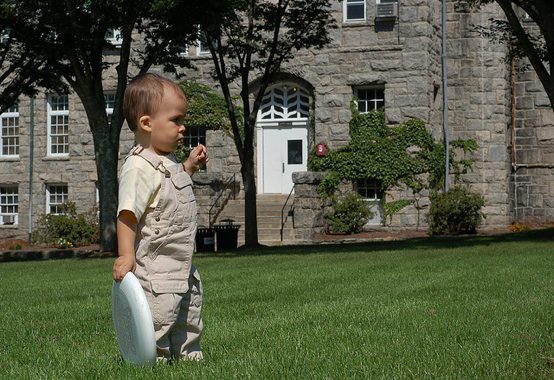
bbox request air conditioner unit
[376,3,398,19]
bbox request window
[46,184,68,215]
[47,95,69,156]
[104,92,115,125]
[344,0,366,22]
[355,88,385,113]
[197,32,216,55]
[356,179,383,225]
[105,28,122,48]
[0,28,10,45]
[0,185,18,225]
[183,126,206,172]
[1,103,19,157]
[356,179,381,201]
[376,0,397,3]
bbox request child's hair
[123,73,186,132]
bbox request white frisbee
[112,272,156,366]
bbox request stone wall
[511,56,554,224]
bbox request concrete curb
[0,248,113,263]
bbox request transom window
[259,85,310,121]
[47,95,69,156]
[0,185,18,225]
[1,103,19,157]
[356,179,381,201]
[355,88,385,113]
[46,184,68,215]
[344,0,366,22]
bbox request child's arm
[112,210,138,282]
[183,144,208,176]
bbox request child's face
[147,86,187,155]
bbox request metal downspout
[441,0,450,191]
[28,97,34,243]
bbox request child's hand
[184,144,208,175]
[112,255,136,282]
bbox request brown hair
[123,73,186,131]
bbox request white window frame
[354,87,385,113]
[196,38,211,55]
[356,179,383,225]
[0,103,20,158]
[47,94,69,157]
[356,179,381,201]
[197,32,218,56]
[46,184,68,215]
[344,0,366,22]
[376,0,397,3]
[105,28,122,48]
[104,92,115,125]
[0,29,10,45]
[0,185,18,225]
[183,126,207,172]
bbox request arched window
[259,84,310,121]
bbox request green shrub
[33,202,99,247]
[326,194,373,234]
[427,186,485,235]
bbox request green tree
[468,0,553,109]
[0,14,64,112]
[1,0,199,251]
[170,0,336,247]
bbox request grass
[0,230,553,379]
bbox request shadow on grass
[204,228,554,258]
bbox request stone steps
[213,194,295,245]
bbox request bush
[33,202,99,247]
[326,194,373,234]
[427,186,485,235]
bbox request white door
[260,123,308,194]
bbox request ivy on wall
[176,81,238,162]
[180,81,233,131]
[308,110,478,223]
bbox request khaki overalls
[127,145,203,361]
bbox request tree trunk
[241,143,259,248]
[94,131,119,253]
[85,102,120,253]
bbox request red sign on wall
[316,143,326,157]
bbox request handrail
[208,173,236,228]
[280,186,295,241]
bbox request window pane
[287,140,303,165]
[347,4,365,20]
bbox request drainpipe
[28,97,34,243]
[441,0,449,191]
[511,57,517,221]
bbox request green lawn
[1,230,553,379]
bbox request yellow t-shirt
[118,152,179,221]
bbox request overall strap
[127,145,171,177]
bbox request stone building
[1,0,552,244]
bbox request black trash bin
[195,227,215,252]
[214,219,240,251]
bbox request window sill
[0,156,20,162]
[42,156,70,161]
[188,55,212,61]
[342,21,370,28]
[0,224,18,229]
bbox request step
[211,194,296,245]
